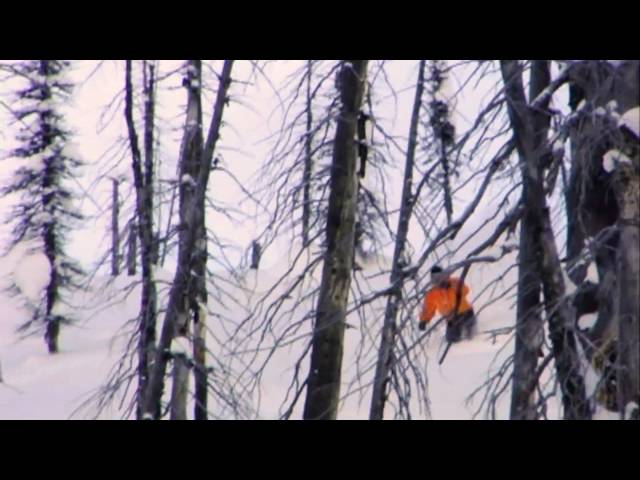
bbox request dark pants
[446,309,477,343]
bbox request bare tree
[425,60,456,224]
[111,178,120,276]
[303,60,369,420]
[369,60,425,420]
[0,60,84,354]
[613,149,639,418]
[173,60,208,420]
[500,60,590,419]
[124,59,159,419]
[141,60,234,420]
[126,219,137,275]
[234,61,526,420]
[509,61,548,420]
[302,60,314,247]
[563,60,639,416]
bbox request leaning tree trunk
[125,60,158,419]
[501,60,591,420]
[302,60,368,420]
[142,60,233,420]
[369,60,425,420]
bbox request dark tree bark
[125,60,158,419]
[427,62,455,224]
[564,61,639,413]
[510,205,544,419]
[302,60,313,247]
[176,60,208,421]
[111,178,120,276]
[37,60,61,354]
[613,154,639,417]
[2,60,83,355]
[501,60,591,420]
[303,60,368,420]
[250,240,261,270]
[369,60,425,420]
[510,62,548,420]
[127,219,137,276]
[142,60,233,420]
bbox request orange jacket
[419,277,472,324]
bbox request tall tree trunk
[302,60,313,247]
[125,60,158,419]
[509,62,549,420]
[37,60,60,354]
[303,60,368,420]
[168,59,209,420]
[143,61,158,269]
[111,178,120,276]
[501,60,591,420]
[142,60,233,420]
[176,60,209,421]
[428,61,454,224]
[369,60,425,420]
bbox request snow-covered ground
[0,243,621,420]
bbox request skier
[418,265,478,343]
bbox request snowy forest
[0,60,637,420]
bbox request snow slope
[0,246,621,419]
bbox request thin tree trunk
[127,219,137,276]
[142,60,233,420]
[303,60,368,420]
[37,60,60,354]
[143,61,158,268]
[160,180,178,267]
[43,222,59,354]
[501,60,590,420]
[125,60,158,419]
[441,140,453,224]
[250,240,261,270]
[302,60,313,247]
[369,60,425,420]
[111,178,120,276]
